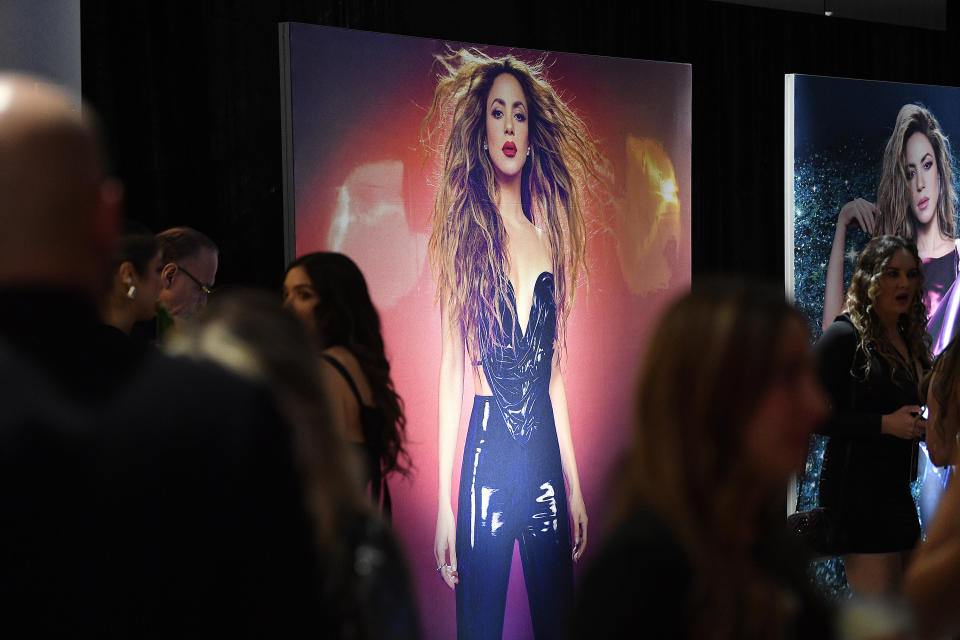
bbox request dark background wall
[79,0,960,290]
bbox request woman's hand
[434,505,458,589]
[837,198,877,235]
[569,490,588,562]
[882,405,925,440]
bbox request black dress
[574,502,835,639]
[814,314,921,553]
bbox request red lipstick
[502,142,517,158]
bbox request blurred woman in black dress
[168,290,420,639]
[576,281,833,640]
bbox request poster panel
[282,23,691,638]
[787,74,960,593]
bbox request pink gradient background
[286,24,691,639]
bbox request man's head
[0,74,121,294]
[156,227,219,318]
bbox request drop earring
[527,146,531,157]
[483,141,488,151]
[126,284,137,300]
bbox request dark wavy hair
[285,252,410,478]
[845,235,931,381]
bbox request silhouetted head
[0,73,121,296]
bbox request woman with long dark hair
[282,252,409,515]
[576,281,833,639]
[421,48,610,638]
[816,234,931,596]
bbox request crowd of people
[4,68,960,640]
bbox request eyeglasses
[176,263,214,296]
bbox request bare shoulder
[322,345,358,369]
[321,346,373,404]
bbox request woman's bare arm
[822,199,876,330]
[434,301,464,589]
[550,359,588,561]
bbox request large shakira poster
[787,74,960,595]
[281,24,691,638]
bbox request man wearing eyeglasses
[156,226,219,325]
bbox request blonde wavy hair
[876,104,957,240]
[845,235,931,380]
[421,48,610,358]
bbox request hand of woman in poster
[881,404,925,440]
[550,361,588,562]
[435,301,463,591]
[838,198,878,234]
[823,198,879,329]
[569,490,588,562]
[434,505,458,589]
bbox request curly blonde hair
[845,235,931,380]
[421,48,610,358]
[875,104,957,241]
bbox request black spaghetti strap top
[321,353,391,518]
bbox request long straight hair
[922,335,960,455]
[620,281,810,639]
[876,104,957,241]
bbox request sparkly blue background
[791,75,960,598]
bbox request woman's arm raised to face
[822,199,877,330]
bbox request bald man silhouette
[0,75,322,636]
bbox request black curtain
[80,0,960,289]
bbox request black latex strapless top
[479,271,555,445]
